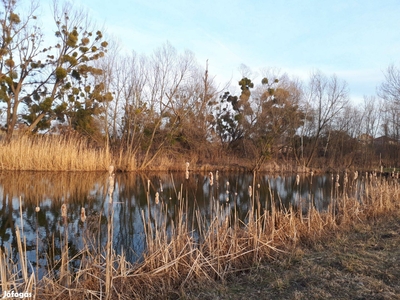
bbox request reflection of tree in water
[0,171,107,278]
[0,171,366,279]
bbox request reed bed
[1,173,400,299]
[0,135,111,171]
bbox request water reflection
[0,170,362,278]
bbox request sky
[39,0,400,104]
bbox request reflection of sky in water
[0,171,364,278]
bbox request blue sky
[41,0,400,103]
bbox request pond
[0,170,365,279]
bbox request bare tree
[361,95,381,138]
[304,70,350,167]
[378,64,400,104]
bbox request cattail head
[61,204,67,218]
[185,162,190,179]
[108,165,114,176]
[108,174,115,196]
[80,207,86,222]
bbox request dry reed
[0,135,111,171]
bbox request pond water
[0,170,364,278]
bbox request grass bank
[0,174,399,299]
[185,210,400,299]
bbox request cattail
[80,207,86,222]
[335,174,340,188]
[108,174,115,197]
[185,162,189,180]
[108,165,114,176]
[61,204,67,218]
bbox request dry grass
[0,135,111,171]
[184,210,400,300]
[1,174,400,299]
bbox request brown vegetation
[0,135,111,171]
[1,174,399,299]
[186,211,400,299]
[2,1,400,173]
